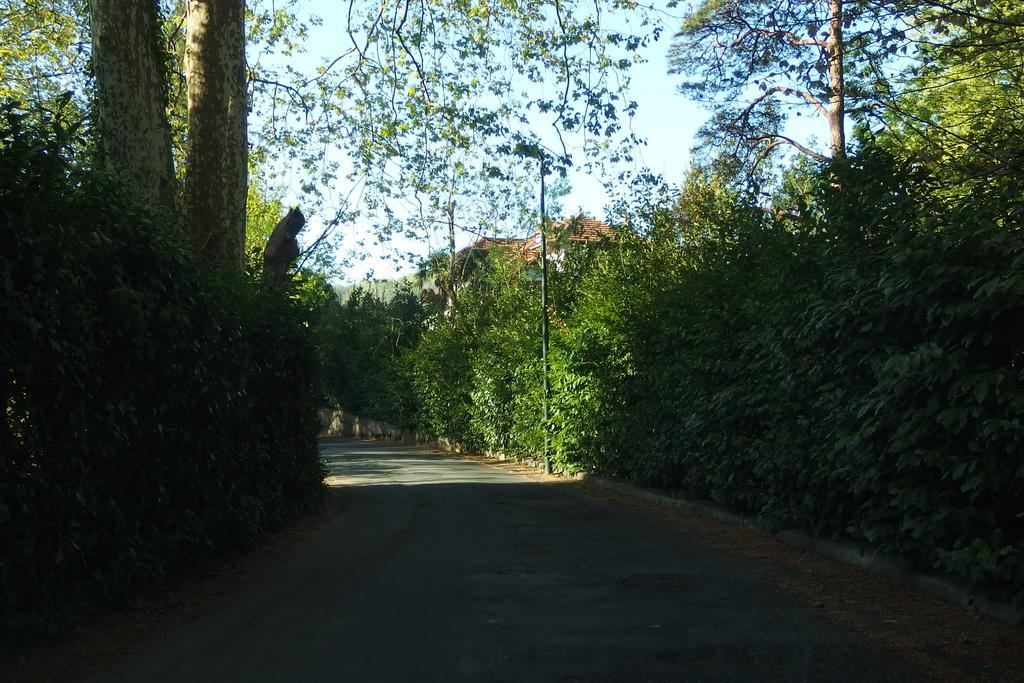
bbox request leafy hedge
[329,146,1024,602]
[405,254,546,456]
[0,107,325,636]
[317,286,423,429]
[563,155,1023,597]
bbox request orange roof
[554,215,615,242]
[460,215,613,265]
[522,215,613,261]
[460,236,535,260]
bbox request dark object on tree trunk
[263,207,306,284]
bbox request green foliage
[256,0,663,270]
[293,0,1024,609]
[319,286,426,428]
[0,106,324,637]
[406,252,546,455]
[872,0,1024,197]
[565,152,1024,595]
[244,176,286,272]
[0,0,88,116]
[404,309,480,445]
[330,146,1024,602]
[548,233,651,475]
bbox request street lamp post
[538,153,552,476]
[514,141,553,476]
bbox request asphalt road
[87,439,909,682]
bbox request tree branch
[733,26,827,49]
[759,206,804,221]
[395,0,433,104]
[737,85,829,121]
[752,133,829,161]
[553,0,572,160]
[249,75,312,116]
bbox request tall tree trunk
[826,0,847,159]
[88,0,178,216]
[186,0,247,265]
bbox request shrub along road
[79,439,1019,682]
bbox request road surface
[88,439,908,682]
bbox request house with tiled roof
[427,215,614,313]
[458,214,614,267]
[520,214,615,264]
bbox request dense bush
[560,154,1024,596]
[331,146,1023,602]
[0,108,325,636]
[403,254,545,455]
[318,286,424,428]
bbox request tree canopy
[0,0,87,114]
[239,0,666,272]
